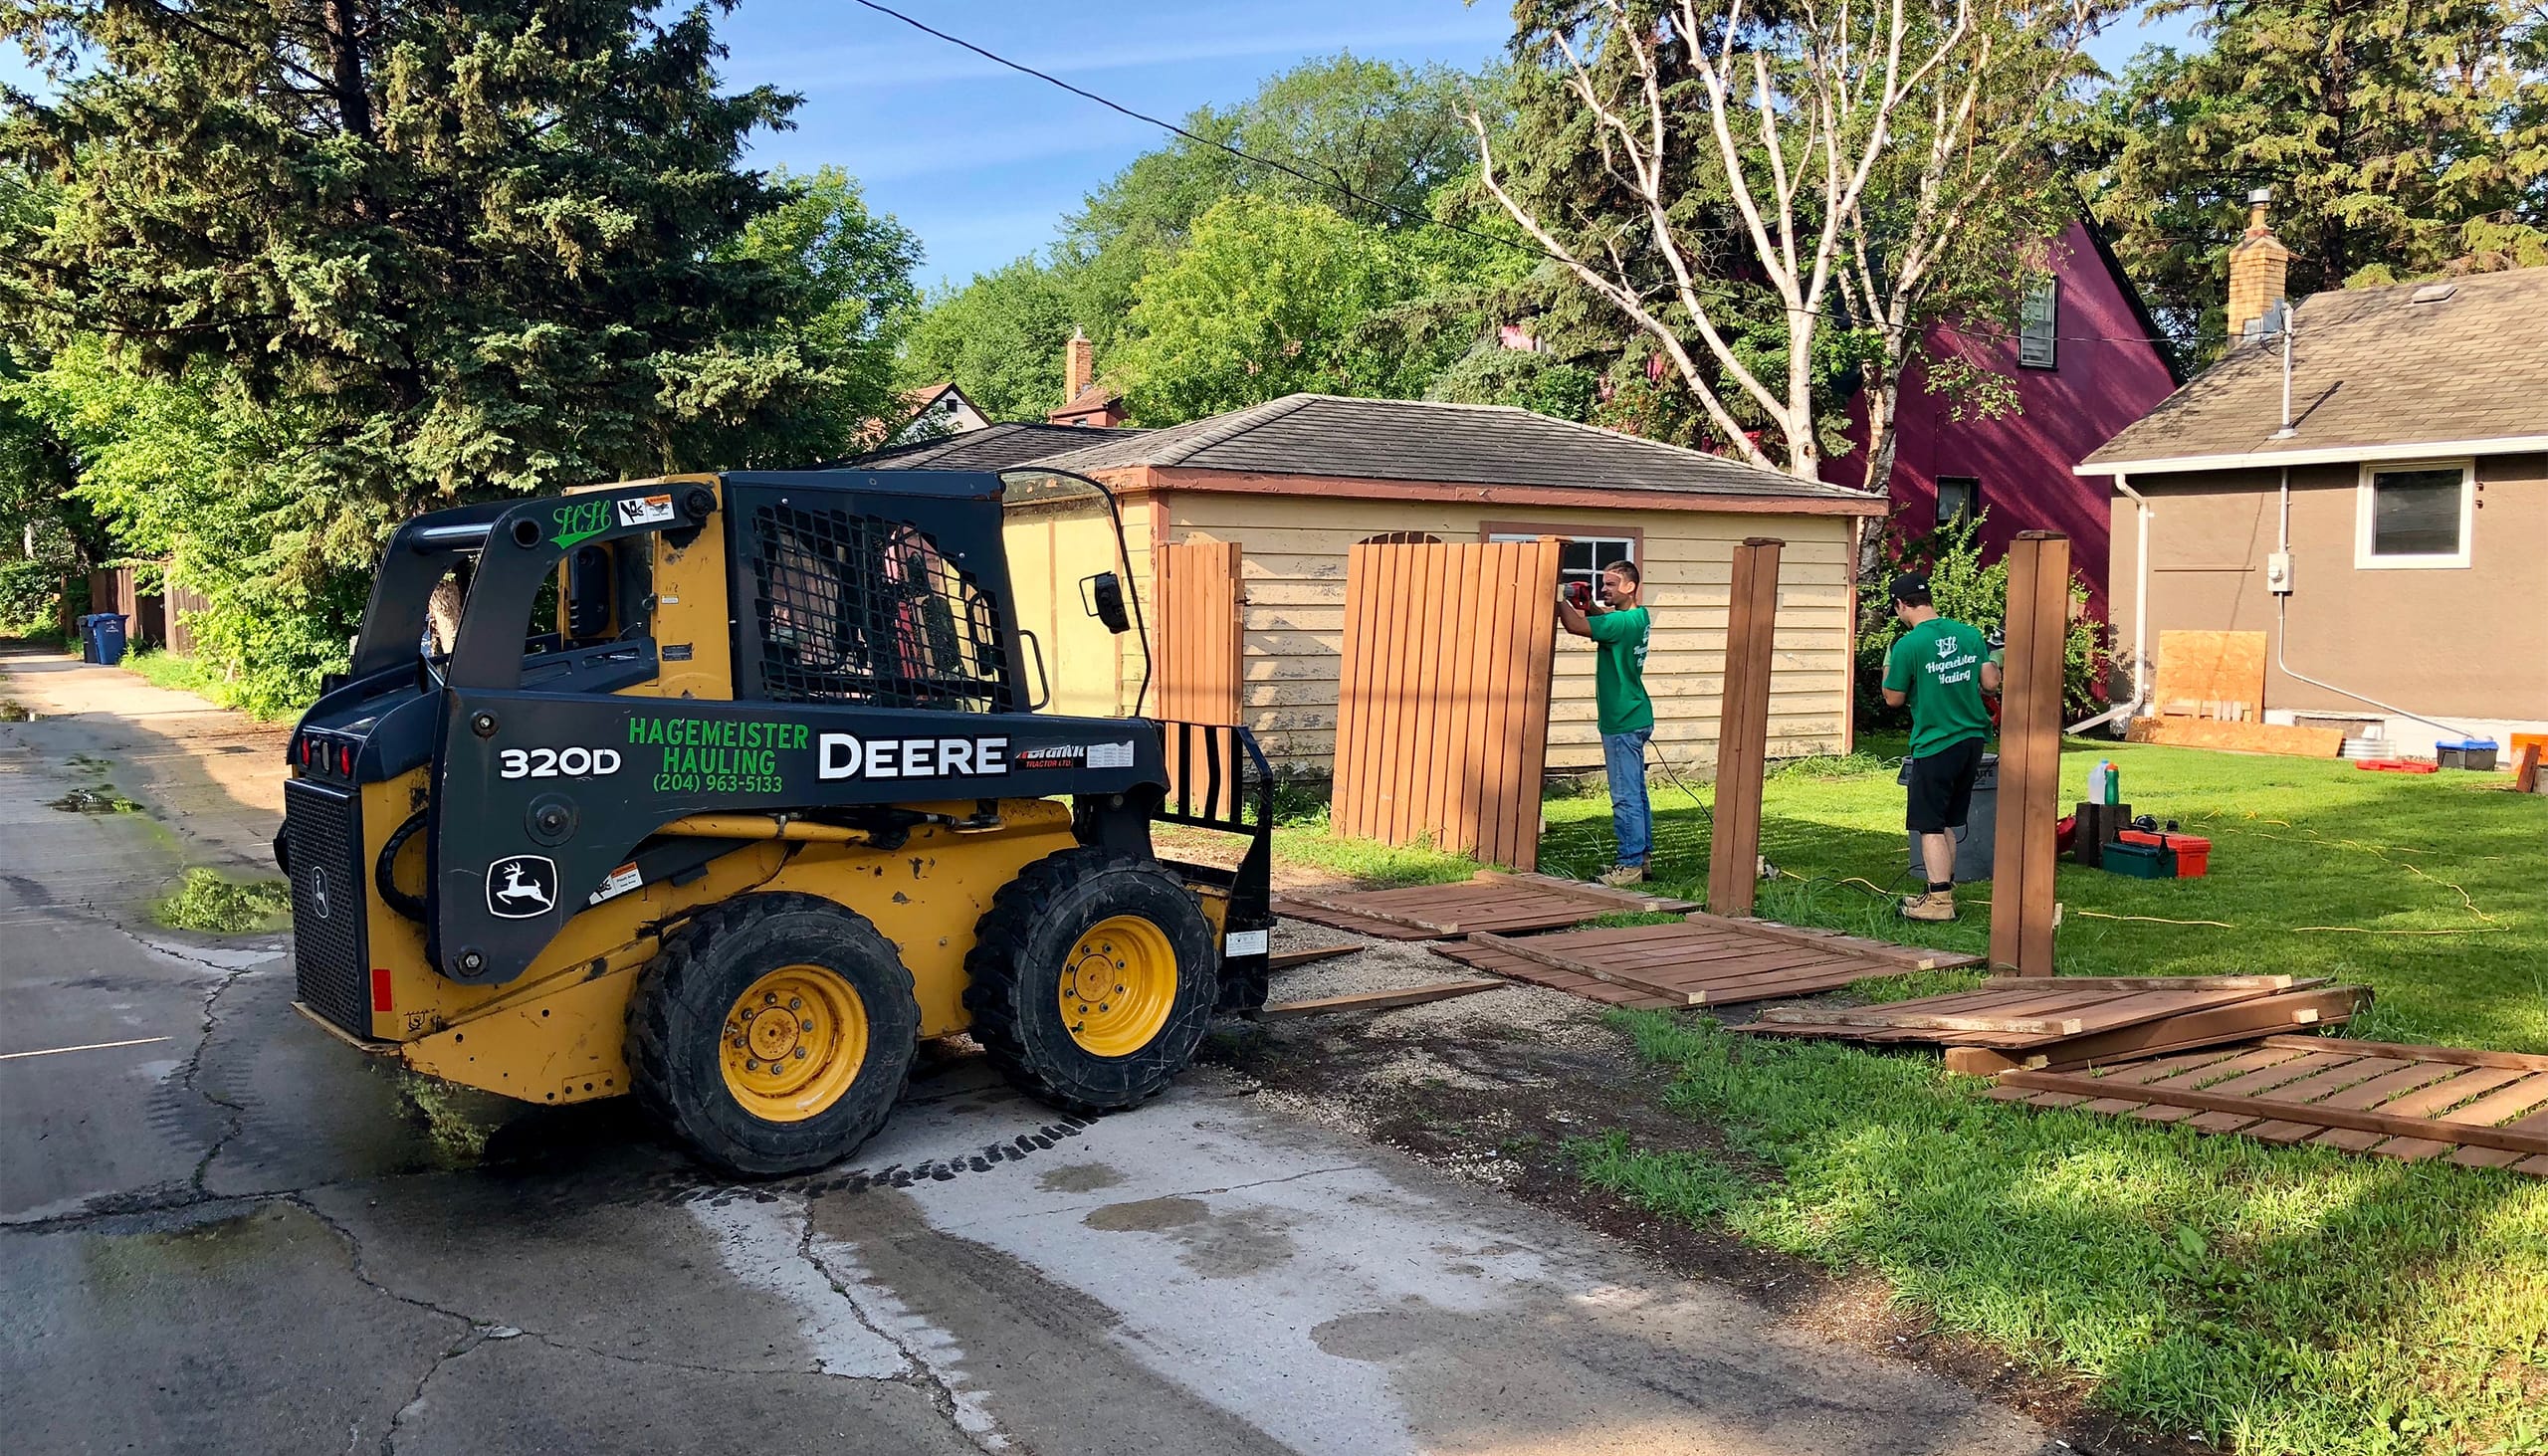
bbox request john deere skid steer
[276,467,1272,1174]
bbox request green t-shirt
[1884,617,1993,757]
[1587,605,1653,735]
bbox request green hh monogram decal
[550,500,613,549]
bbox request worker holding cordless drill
[1558,560,1652,887]
[1882,575,2001,922]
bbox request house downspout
[2267,466,2469,740]
[2068,470,2152,733]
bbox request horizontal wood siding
[1160,496,1853,774]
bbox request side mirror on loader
[1081,571,1132,635]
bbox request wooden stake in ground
[1989,531,2069,976]
[1707,537,1783,915]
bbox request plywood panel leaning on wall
[2153,630,2268,721]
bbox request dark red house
[1822,217,2179,616]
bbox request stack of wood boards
[1988,1035,2548,1174]
[1272,871,1693,940]
[1739,975,2370,1072]
[1431,914,1980,1010]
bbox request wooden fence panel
[1333,538,1562,870]
[1155,539,1243,819]
[164,577,210,656]
[1155,539,1242,726]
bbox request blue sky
[2,1,2201,290]
[726,1,2200,289]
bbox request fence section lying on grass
[1273,871,1693,941]
[1989,1034,2548,1174]
[1433,916,1972,1010]
[1741,975,2371,1072]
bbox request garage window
[2356,462,2473,568]
[1485,528,1636,597]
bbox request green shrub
[0,558,68,636]
[1855,510,2107,728]
[153,869,293,935]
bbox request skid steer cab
[276,468,1273,1175]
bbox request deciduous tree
[1468,0,2102,488]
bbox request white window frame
[1486,530,1636,597]
[2354,459,2474,570]
[2018,278,2057,370]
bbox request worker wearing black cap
[1881,575,2001,921]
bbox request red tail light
[338,744,353,775]
[370,968,394,1013]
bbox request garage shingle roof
[853,422,1149,473]
[2083,267,2548,471]
[1024,393,1872,503]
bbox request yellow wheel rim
[720,965,869,1123]
[1059,915,1178,1058]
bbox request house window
[2018,278,2057,369]
[2356,462,2474,568]
[1483,526,1637,597]
[1935,477,1980,529]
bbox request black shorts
[1904,735,1986,834]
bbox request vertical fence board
[1707,538,1783,914]
[1989,531,2070,976]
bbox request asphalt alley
[0,650,2061,1455]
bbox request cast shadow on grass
[1591,1013,2548,1455]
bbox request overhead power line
[844,0,2198,350]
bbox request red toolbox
[2119,829,2211,878]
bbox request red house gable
[1822,218,2178,617]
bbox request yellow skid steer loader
[276,467,1271,1174]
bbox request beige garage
[861,393,1885,778]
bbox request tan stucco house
[2077,219,2548,755]
[857,394,1886,778]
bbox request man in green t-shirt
[1558,560,1653,886]
[1881,574,2001,921]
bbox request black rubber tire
[963,848,1218,1115]
[626,892,921,1177]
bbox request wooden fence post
[1989,531,2070,976]
[1707,537,1783,915]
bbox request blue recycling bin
[81,612,129,666]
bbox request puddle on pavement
[77,1204,297,1289]
[1083,1195,1208,1232]
[1034,1162,1127,1194]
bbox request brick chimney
[2227,188,2291,342]
[1063,326,1094,406]
[1047,324,1126,427]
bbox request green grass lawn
[1284,739,2548,1454]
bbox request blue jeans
[1602,728,1653,867]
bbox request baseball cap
[1888,575,1933,606]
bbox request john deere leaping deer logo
[485,855,558,919]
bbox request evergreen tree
[0,0,897,512]
[2087,0,2548,356]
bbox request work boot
[1898,889,1958,922]
[1599,864,1647,888]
